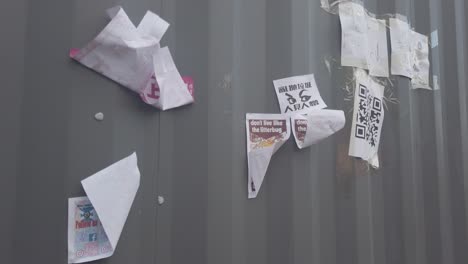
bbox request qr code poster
[273,74,327,116]
[68,197,113,263]
[348,70,385,168]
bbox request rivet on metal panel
[157,196,165,205]
[94,112,104,121]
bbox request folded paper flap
[137,11,170,43]
[81,153,140,250]
[153,47,194,110]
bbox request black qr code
[355,84,382,147]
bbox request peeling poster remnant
[246,114,291,199]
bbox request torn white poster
[291,110,346,149]
[246,114,291,199]
[68,153,140,263]
[70,6,194,110]
[349,70,385,168]
[273,74,327,116]
[390,17,413,78]
[367,17,389,77]
[339,2,369,69]
[411,32,431,89]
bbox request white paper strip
[411,32,431,89]
[137,10,170,43]
[349,70,385,168]
[339,2,369,69]
[390,17,413,78]
[291,110,346,149]
[431,30,439,49]
[68,153,140,263]
[246,114,291,199]
[273,74,327,116]
[367,17,389,77]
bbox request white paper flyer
[246,114,291,199]
[273,74,327,116]
[390,17,413,78]
[291,110,346,149]
[349,70,385,168]
[68,153,140,263]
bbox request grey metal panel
[2,0,468,264]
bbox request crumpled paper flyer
[70,6,194,110]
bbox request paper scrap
[431,30,439,49]
[246,114,291,199]
[339,2,369,69]
[291,110,345,149]
[349,69,385,168]
[433,75,440,90]
[390,17,413,78]
[71,6,193,110]
[411,32,431,89]
[68,153,140,263]
[367,17,389,77]
[273,74,327,116]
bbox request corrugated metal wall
[1,0,468,263]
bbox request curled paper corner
[291,110,346,149]
[68,153,141,263]
[246,114,291,199]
